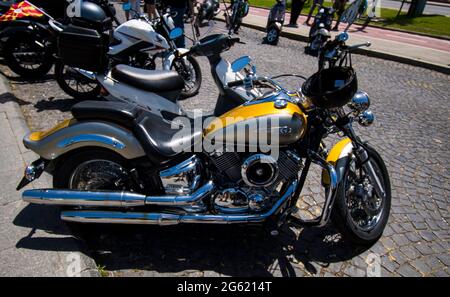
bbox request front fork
[345,125,386,200]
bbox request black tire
[54,60,101,100]
[53,149,129,189]
[3,34,53,79]
[266,27,280,45]
[331,144,391,246]
[172,55,202,99]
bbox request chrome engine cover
[211,151,303,213]
[159,156,202,195]
[241,154,279,187]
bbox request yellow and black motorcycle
[17,33,390,245]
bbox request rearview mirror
[169,28,183,40]
[231,56,251,73]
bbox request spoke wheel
[171,55,202,99]
[331,144,391,245]
[69,159,127,191]
[54,61,100,99]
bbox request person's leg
[305,0,319,25]
[172,6,187,48]
[289,0,301,26]
[132,0,140,16]
[332,3,345,30]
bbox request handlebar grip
[227,80,244,88]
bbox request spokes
[345,160,384,232]
[63,67,97,94]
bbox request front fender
[24,120,146,160]
[322,137,354,185]
[162,48,190,70]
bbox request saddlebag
[57,24,109,72]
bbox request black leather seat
[71,101,201,163]
[71,101,140,128]
[134,112,202,159]
[111,65,185,93]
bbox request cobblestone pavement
[1,21,449,277]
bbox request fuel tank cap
[274,99,287,109]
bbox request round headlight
[348,91,370,113]
[358,110,375,126]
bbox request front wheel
[171,55,202,99]
[331,144,391,245]
[54,60,101,99]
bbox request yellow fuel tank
[204,95,307,149]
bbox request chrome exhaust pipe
[60,181,298,225]
[22,181,215,207]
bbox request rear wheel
[4,34,53,78]
[54,60,101,99]
[54,150,131,230]
[53,150,130,190]
[331,145,391,245]
[171,55,202,99]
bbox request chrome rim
[345,159,384,232]
[69,159,127,190]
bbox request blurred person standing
[145,0,157,19]
[332,0,348,31]
[305,0,324,26]
[287,0,306,28]
[123,0,141,21]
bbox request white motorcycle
[54,8,202,99]
[96,34,261,120]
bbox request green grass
[246,0,450,38]
[97,265,109,277]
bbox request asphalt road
[1,16,449,276]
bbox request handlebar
[346,42,371,51]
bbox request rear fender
[23,120,146,160]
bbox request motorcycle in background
[265,0,285,45]
[0,1,55,78]
[192,0,220,38]
[54,3,202,100]
[305,6,335,56]
[224,0,249,35]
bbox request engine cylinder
[241,154,279,187]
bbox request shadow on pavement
[34,97,83,113]
[14,204,369,276]
[0,92,31,106]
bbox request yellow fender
[322,137,354,186]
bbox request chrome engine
[159,155,203,195]
[210,151,302,213]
